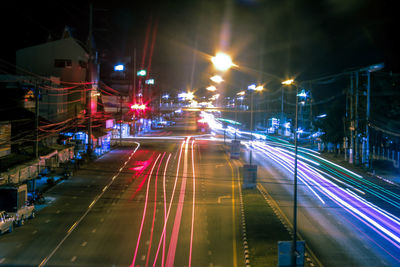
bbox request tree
[314,98,345,145]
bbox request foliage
[314,98,345,144]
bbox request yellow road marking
[227,159,238,267]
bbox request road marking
[81,241,87,247]
[73,196,77,199]
[217,195,231,204]
[45,219,50,223]
[209,263,213,267]
[88,200,96,209]
[227,159,238,267]
[141,255,146,261]
[32,230,38,235]
[68,222,78,233]
[56,210,60,214]
[70,256,77,262]
[208,250,212,255]
[0,258,5,264]
[215,164,224,168]
[37,145,141,267]
[92,228,96,233]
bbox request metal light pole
[281,79,300,267]
[291,85,299,267]
[247,84,263,164]
[250,89,254,164]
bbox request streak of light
[130,153,162,267]
[152,140,185,267]
[188,139,196,267]
[162,154,172,267]
[166,137,191,267]
[253,141,400,251]
[145,152,166,267]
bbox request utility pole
[349,73,354,164]
[366,71,371,168]
[133,48,136,104]
[354,72,359,165]
[86,3,93,157]
[281,86,284,133]
[120,95,123,145]
[34,82,39,159]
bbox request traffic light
[130,104,146,110]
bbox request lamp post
[247,84,263,164]
[282,79,300,267]
[235,91,245,140]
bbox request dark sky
[1,0,399,98]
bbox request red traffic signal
[130,104,146,110]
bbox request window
[79,60,87,68]
[54,59,72,68]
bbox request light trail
[162,154,172,267]
[253,141,400,257]
[152,140,185,267]
[188,139,196,267]
[166,137,191,267]
[130,153,161,267]
[145,152,166,267]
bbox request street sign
[242,164,257,189]
[230,140,240,159]
[278,241,305,267]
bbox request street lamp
[210,75,224,83]
[248,84,263,164]
[281,78,301,267]
[206,85,217,92]
[211,52,234,72]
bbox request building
[16,27,99,123]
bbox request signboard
[278,241,305,267]
[230,140,241,159]
[242,164,257,189]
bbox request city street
[1,112,400,266]
[0,113,243,267]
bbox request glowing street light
[282,79,294,85]
[255,85,264,91]
[237,91,245,96]
[210,75,224,83]
[211,52,234,72]
[206,85,217,92]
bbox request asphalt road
[0,112,243,267]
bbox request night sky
[1,0,399,98]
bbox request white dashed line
[45,219,50,223]
[70,256,77,262]
[92,228,97,233]
[81,241,87,247]
[32,230,38,235]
